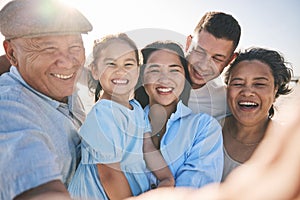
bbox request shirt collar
[144,100,192,121]
[10,66,67,109]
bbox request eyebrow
[231,77,270,81]
[146,63,159,68]
[146,63,182,68]
[169,64,183,68]
[103,57,136,62]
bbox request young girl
[68,33,174,200]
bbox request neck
[225,116,270,145]
[191,83,205,89]
[148,102,177,137]
[101,92,131,109]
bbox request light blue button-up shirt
[0,67,85,199]
[69,99,151,200]
[145,101,224,187]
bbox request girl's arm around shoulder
[143,132,175,188]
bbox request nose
[115,65,128,75]
[240,85,255,96]
[193,55,216,71]
[157,70,172,84]
[55,51,79,69]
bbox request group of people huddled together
[0,0,299,199]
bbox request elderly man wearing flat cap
[0,0,92,199]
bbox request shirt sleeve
[0,100,61,199]
[143,111,152,134]
[79,101,124,164]
[175,115,224,187]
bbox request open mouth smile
[238,101,259,109]
[156,87,173,94]
[52,73,74,80]
[112,79,129,85]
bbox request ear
[185,35,193,52]
[90,63,99,80]
[228,52,239,65]
[274,86,279,101]
[3,40,18,66]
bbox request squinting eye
[43,47,56,53]
[70,46,82,52]
[149,69,159,73]
[255,83,266,87]
[213,57,225,63]
[170,69,180,72]
[230,83,243,86]
[106,62,115,67]
[191,48,205,56]
[125,63,135,67]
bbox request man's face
[9,34,85,102]
[186,30,235,89]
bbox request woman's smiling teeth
[52,73,74,80]
[238,101,258,108]
[156,87,173,93]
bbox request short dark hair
[225,47,293,118]
[194,11,241,50]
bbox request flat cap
[0,0,93,39]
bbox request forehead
[100,41,136,59]
[195,30,234,57]
[15,34,83,46]
[147,49,182,65]
[231,60,273,78]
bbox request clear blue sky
[1,0,299,75]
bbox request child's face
[92,41,139,99]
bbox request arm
[97,162,132,199]
[14,180,71,200]
[143,132,175,188]
[0,99,73,199]
[0,54,11,75]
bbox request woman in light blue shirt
[135,41,224,188]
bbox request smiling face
[92,41,139,101]
[187,30,235,89]
[227,60,278,126]
[9,34,85,103]
[143,49,185,107]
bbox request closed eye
[213,56,225,63]
[254,83,267,87]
